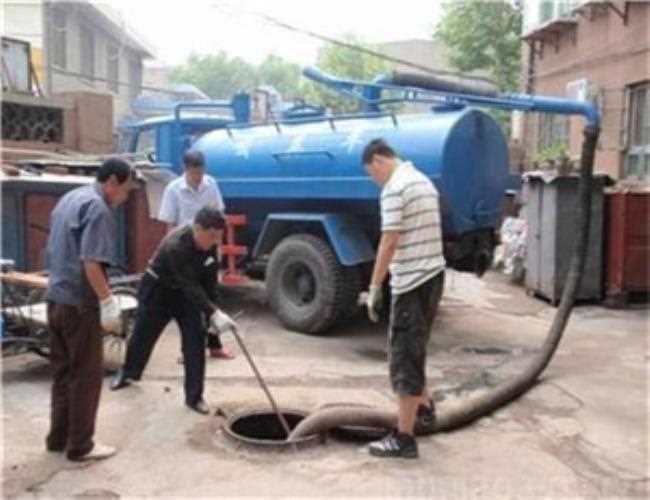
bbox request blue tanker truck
[124,68,596,334]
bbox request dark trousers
[388,272,445,396]
[46,303,103,460]
[186,322,221,350]
[123,274,206,405]
[207,330,222,350]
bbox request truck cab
[120,93,251,172]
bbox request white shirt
[381,161,445,295]
[158,174,225,226]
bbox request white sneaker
[72,443,116,461]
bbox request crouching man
[362,139,445,459]
[110,206,238,414]
[158,150,234,360]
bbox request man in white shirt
[159,151,225,226]
[361,138,445,459]
[158,150,234,360]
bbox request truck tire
[266,234,361,333]
[337,265,362,323]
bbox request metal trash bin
[523,172,609,305]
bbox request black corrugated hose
[289,125,600,441]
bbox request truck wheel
[266,234,361,333]
[337,265,362,323]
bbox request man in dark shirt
[110,206,238,414]
[45,157,136,461]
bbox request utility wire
[39,65,184,96]
[212,2,497,86]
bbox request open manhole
[223,408,322,450]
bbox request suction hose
[289,125,600,440]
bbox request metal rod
[228,314,296,446]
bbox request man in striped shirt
[362,138,445,459]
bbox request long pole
[228,322,295,446]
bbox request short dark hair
[361,138,396,165]
[184,150,205,169]
[97,156,135,184]
[194,205,225,231]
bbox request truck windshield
[134,128,156,156]
[116,127,155,158]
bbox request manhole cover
[223,408,321,450]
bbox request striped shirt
[381,161,445,295]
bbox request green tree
[170,52,258,99]
[170,36,393,112]
[435,0,522,130]
[256,55,302,99]
[171,53,302,100]
[300,34,392,113]
[436,0,522,92]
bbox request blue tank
[129,66,598,334]
[194,108,509,251]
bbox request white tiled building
[4,0,155,123]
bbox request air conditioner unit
[567,78,599,102]
[566,79,589,101]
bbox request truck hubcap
[283,263,316,305]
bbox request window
[134,127,155,155]
[556,1,576,17]
[51,7,66,68]
[538,113,570,151]
[107,44,119,94]
[626,82,650,179]
[129,58,142,101]
[538,1,578,24]
[79,25,95,80]
[539,1,555,23]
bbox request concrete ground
[2,271,648,498]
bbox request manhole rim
[222,407,321,450]
[318,402,390,441]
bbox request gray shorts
[388,272,444,396]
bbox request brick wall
[24,193,58,271]
[522,2,650,179]
[1,91,112,154]
[47,6,142,126]
[56,90,114,153]
[125,182,167,273]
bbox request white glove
[365,284,383,323]
[206,321,243,341]
[100,294,122,335]
[210,309,238,335]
